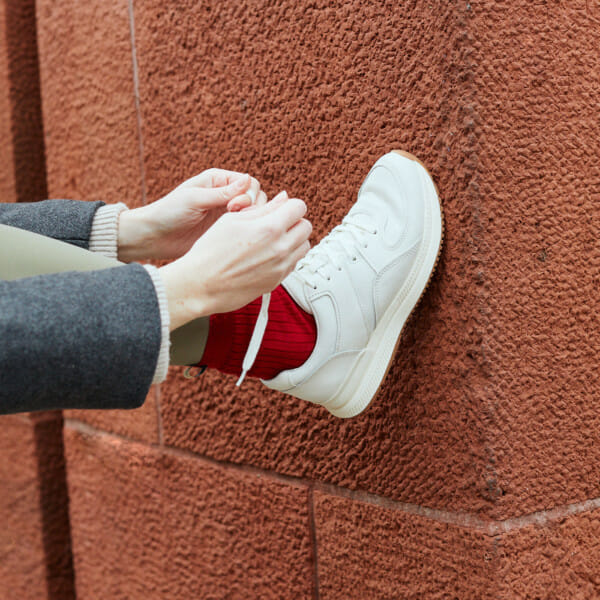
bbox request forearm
[89,202,158,263]
[0,199,104,248]
[0,199,139,260]
[89,203,172,377]
[0,200,172,390]
[0,264,162,414]
[90,202,209,331]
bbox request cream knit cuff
[142,264,171,384]
[90,203,170,384]
[89,202,129,260]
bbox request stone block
[37,0,142,206]
[64,425,314,599]
[0,414,74,600]
[134,0,493,516]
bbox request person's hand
[159,192,312,331]
[117,169,266,262]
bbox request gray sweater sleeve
[0,263,161,414]
[0,199,104,248]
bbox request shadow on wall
[1,0,74,598]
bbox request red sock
[199,285,317,380]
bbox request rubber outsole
[324,150,445,418]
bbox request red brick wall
[0,414,74,600]
[0,0,46,203]
[0,1,15,202]
[2,0,600,597]
[0,1,73,598]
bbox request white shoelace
[236,214,376,386]
[294,212,377,288]
[236,293,271,386]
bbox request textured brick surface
[133,0,600,520]
[468,1,600,517]
[64,425,313,599]
[314,492,494,599]
[0,3,74,597]
[498,510,600,599]
[37,0,142,206]
[67,388,159,444]
[0,416,47,599]
[315,493,600,599]
[0,0,46,204]
[135,0,492,514]
[0,414,74,600]
[36,0,159,443]
[0,1,16,203]
[17,1,600,596]
[0,0,47,204]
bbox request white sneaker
[261,150,444,418]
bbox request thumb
[199,174,251,207]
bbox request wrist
[117,207,154,263]
[159,260,214,331]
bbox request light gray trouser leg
[0,224,208,366]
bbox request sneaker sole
[324,150,445,418]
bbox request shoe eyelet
[313,285,317,290]
[352,257,357,262]
[327,277,331,281]
[373,229,378,235]
[364,244,368,249]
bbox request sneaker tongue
[281,271,313,315]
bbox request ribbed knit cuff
[89,202,129,259]
[143,264,171,384]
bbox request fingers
[198,170,260,202]
[193,169,266,212]
[227,195,252,212]
[232,191,308,255]
[250,192,298,217]
[242,193,308,240]
[182,169,265,207]
[230,176,260,208]
[254,190,268,207]
[180,169,237,189]
[264,196,308,231]
[200,174,251,207]
[243,191,289,217]
[283,240,311,276]
[247,176,260,204]
[181,169,265,209]
[284,218,312,248]
[213,169,247,188]
[280,219,312,277]
[188,168,250,189]
[227,188,266,213]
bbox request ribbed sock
[200,284,317,380]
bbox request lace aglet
[236,369,248,387]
